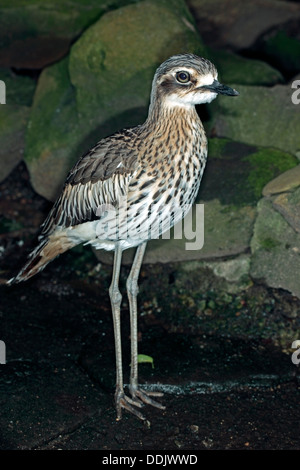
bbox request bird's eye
[176,71,190,83]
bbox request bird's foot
[115,390,145,421]
[115,386,165,421]
[130,386,165,410]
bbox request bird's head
[150,53,239,110]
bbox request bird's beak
[201,80,239,96]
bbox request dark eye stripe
[176,71,190,83]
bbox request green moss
[259,237,281,251]
[0,104,30,150]
[244,148,298,199]
[25,56,79,164]
[208,47,283,86]
[207,137,231,158]
[201,140,298,208]
[69,0,205,119]
[263,30,300,71]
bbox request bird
[7,53,239,420]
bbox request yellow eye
[176,71,190,83]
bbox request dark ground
[0,164,299,450]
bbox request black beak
[202,80,239,96]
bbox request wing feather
[41,130,140,236]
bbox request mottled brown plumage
[8,53,239,420]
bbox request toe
[135,389,166,410]
[115,392,146,421]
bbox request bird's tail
[7,232,76,285]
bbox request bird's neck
[143,100,202,137]
[139,99,207,173]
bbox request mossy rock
[208,82,300,155]
[194,141,297,260]
[0,68,35,181]
[25,57,81,198]
[0,0,134,68]
[263,165,300,197]
[250,197,300,298]
[199,140,298,206]
[272,186,300,235]
[208,48,283,86]
[24,0,205,200]
[0,68,36,106]
[69,0,203,122]
[0,104,30,182]
[259,30,300,75]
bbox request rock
[94,139,297,265]
[192,199,254,259]
[272,188,300,234]
[208,48,283,86]
[208,81,300,156]
[68,0,202,127]
[204,254,252,293]
[0,70,34,181]
[199,141,298,204]
[24,0,205,201]
[250,158,300,298]
[206,255,250,283]
[263,165,300,196]
[185,0,300,50]
[0,68,36,106]
[255,27,300,76]
[0,105,30,182]
[0,0,131,69]
[25,57,80,200]
[250,197,300,298]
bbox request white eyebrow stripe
[198,73,215,86]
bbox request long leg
[126,241,165,412]
[109,243,144,420]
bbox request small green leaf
[137,354,154,369]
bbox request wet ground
[0,164,299,450]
